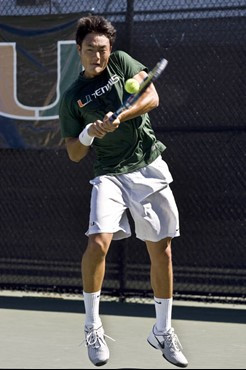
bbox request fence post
[125,0,134,53]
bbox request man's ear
[77,45,81,55]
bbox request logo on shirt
[77,74,120,108]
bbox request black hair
[76,15,116,47]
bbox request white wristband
[79,123,94,146]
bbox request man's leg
[146,237,173,334]
[146,237,173,299]
[82,233,113,367]
[82,233,113,293]
[82,232,113,328]
[82,232,113,327]
[146,237,188,368]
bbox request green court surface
[0,293,245,369]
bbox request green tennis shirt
[59,50,166,177]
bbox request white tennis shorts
[86,156,180,242]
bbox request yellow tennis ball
[124,78,140,94]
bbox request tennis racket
[109,58,168,122]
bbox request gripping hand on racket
[85,113,120,140]
[88,116,120,138]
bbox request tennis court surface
[0,292,245,369]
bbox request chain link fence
[1,0,246,17]
[0,0,245,302]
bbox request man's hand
[102,112,120,132]
[87,113,120,139]
[87,120,107,139]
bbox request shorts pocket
[142,202,160,233]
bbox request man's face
[78,32,112,78]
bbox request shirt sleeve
[113,50,148,80]
[59,92,84,138]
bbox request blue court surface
[0,292,245,369]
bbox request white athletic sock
[83,290,102,329]
[154,296,173,334]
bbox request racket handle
[109,112,119,122]
[109,94,138,122]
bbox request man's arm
[65,137,90,163]
[118,70,159,122]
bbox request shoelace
[81,327,115,348]
[165,331,183,352]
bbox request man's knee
[147,237,173,264]
[85,233,112,259]
[164,239,172,258]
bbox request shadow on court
[0,296,245,324]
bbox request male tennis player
[59,15,188,368]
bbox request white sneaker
[84,325,112,367]
[147,326,188,368]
